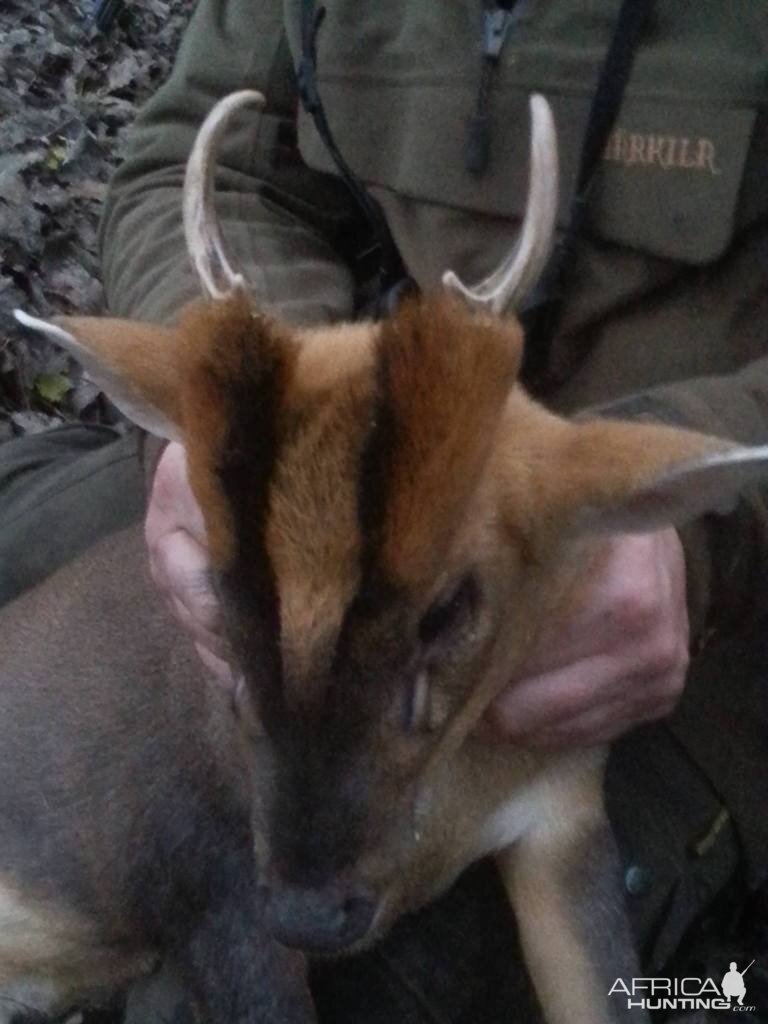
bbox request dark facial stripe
[264,331,412,883]
[355,351,396,585]
[215,322,294,720]
[332,321,406,666]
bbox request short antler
[442,94,558,316]
[183,89,266,300]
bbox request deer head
[15,90,768,956]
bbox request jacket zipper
[465,3,519,174]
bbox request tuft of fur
[371,295,522,587]
[178,293,297,567]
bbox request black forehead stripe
[217,346,285,697]
[332,333,404,672]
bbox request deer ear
[13,310,183,440]
[566,420,768,535]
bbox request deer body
[7,90,768,1023]
[0,525,244,1017]
[0,517,627,1024]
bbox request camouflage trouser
[1,426,763,1024]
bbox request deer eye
[418,575,475,646]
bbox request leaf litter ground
[0,0,191,440]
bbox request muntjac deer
[5,90,768,1024]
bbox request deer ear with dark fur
[14,310,183,440]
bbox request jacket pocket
[585,96,757,264]
[297,81,758,267]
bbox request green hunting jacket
[101,0,768,898]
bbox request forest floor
[0,0,191,439]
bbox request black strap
[297,0,412,304]
[521,0,654,388]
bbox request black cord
[297,0,412,301]
[521,0,655,387]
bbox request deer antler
[183,89,266,301]
[442,94,558,316]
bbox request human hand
[145,442,234,686]
[486,529,689,748]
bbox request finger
[195,642,236,689]
[525,708,637,749]
[519,675,681,749]
[152,530,222,634]
[147,442,208,542]
[489,648,684,742]
[487,654,627,737]
[524,690,677,749]
[170,596,232,662]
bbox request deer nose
[262,879,376,953]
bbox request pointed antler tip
[442,92,558,317]
[184,91,267,301]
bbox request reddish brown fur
[377,296,523,588]
[162,294,529,696]
[489,394,733,562]
[556,418,729,515]
[60,316,182,425]
[266,370,376,694]
[177,293,298,567]
[259,296,526,694]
